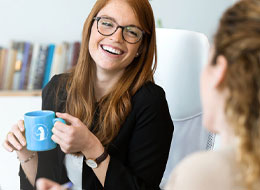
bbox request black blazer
[20,74,174,190]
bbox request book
[12,58,22,90]
[42,44,55,88]
[65,43,74,71]
[0,48,6,89]
[49,44,63,79]
[0,40,81,91]
[22,44,33,90]
[71,42,80,67]
[0,48,8,89]
[12,42,25,90]
[19,42,32,90]
[60,42,69,74]
[33,44,48,89]
[27,43,40,90]
[65,41,80,71]
[0,48,3,89]
[3,41,18,90]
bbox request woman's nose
[109,27,124,43]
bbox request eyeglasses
[93,16,145,44]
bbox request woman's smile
[100,44,125,58]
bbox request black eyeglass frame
[93,16,145,44]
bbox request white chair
[154,28,215,189]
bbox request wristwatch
[85,150,108,169]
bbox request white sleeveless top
[64,154,84,190]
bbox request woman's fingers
[7,132,23,150]
[13,128,26,146]
[2,140,15,152]
[56,112,81,126]
[53,121,69,133]
[51,134,63,146]
[3,121,27,152]
[36,178,61,190]
[17,120,25,132]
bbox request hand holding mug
[3,119,28,153]
[52,112,102,155]
[3,110,65,153]
[24,110,66,151]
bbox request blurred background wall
[0,0,233,46]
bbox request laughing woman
[3,0,174,189]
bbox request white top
[165,145,254,190]
[64,154,83,190]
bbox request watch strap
[95,149,108,165]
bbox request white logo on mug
[33,124,48,141]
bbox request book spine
[4,41,18,90]
[0,49,8,89]
[27,43,40,90]
[12,42,24,90]
[49,44,62,79]
[23,44,33,89]
[65,43,74,71]
[33,45,48,89]
[71,42,80,67]
[19,42,31,90]
[0,48,4,89]
[42,44,55,88]
[59,42,69,74]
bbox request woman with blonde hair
[3,0,174,189]
[166,0,260,189]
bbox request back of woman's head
[213,0,260,189]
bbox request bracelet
[17,152,36,164]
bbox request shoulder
[43,74,68,93]
[132,81,166,105]
[130,82,173,129]
[166,151,232,190]
[175,151,230,173]
[42,74,69,97]
[42,73,69,111]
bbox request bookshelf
[0,0,91,96]
[0,90,41,96]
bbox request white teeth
[102,45,122,55]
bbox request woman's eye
[125,28,139,37]
[101,21,113,27]
[128,31,138,37]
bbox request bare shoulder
[165,151,233,190]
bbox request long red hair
[65,0,157,146]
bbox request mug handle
[53,118,66,125]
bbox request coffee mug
[24,110,66,151]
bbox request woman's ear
[135,43,144,57]
[213,55,228,87]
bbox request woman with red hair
[3,0,173,189]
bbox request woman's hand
[52,112,103,156]
[36,178,62,190]
[2,120,28,153]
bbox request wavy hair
[213,0,260,189]
[65,0,157,146]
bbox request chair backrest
[154,28,214,189]
[155,28,209,119]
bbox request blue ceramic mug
[24,110,66,151]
